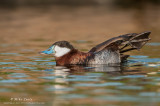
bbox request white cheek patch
[54,46,71,57]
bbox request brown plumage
[55,49,92,65]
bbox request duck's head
[40,41,74,57]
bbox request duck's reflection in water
[67,64,121,72]
[67,64,147,75]
[51,66,71,106]
[53,63,145,78]
[52,66,70,93]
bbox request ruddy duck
[40,31,151,66]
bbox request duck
[40,31,151,66]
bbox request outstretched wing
[89,31,151,53]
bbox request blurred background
[0,0,160,47]
[0,1,160,106]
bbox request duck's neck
[55,49,79,66]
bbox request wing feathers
[89,31,151,53]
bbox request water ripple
[74,82,124,87]
[9,73,29,78]
[0,79,33,83]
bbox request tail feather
[120,31,151,53]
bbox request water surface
[0,41,160,106]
